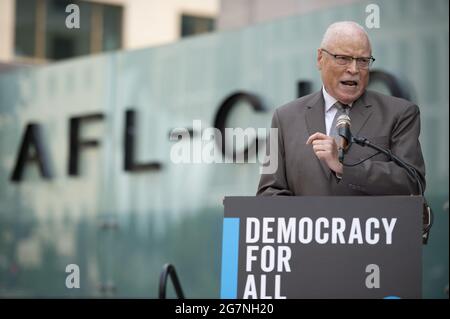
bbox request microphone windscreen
[336,114,351,128]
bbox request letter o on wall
[369,70,411,100]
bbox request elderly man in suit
[257,21,426,196]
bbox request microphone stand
[345,135,433,244]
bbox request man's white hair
[320,21,371,50]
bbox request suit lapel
[305,91,331,180]
[349,91,373,136]
[305,92,327,136]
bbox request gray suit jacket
[257,90,426,196]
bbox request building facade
[0,0,218,65]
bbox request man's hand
[306,132,343,174]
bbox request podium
[220,196,423,299]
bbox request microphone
[335,114,352,163]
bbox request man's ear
[317,48,323,70]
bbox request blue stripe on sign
[220,218,240,299]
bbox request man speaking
[257,21,426,196]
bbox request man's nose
[346,59,359,74]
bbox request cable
[342,150,382,167]
[352,137,424,195]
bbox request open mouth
[340,80,358,87]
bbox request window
[181,14,215,38]
[14,0,37,58]
[102,4,123,51]
[45,0,92,60]
[14,0,123,62]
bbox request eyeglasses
[321,48,375,69]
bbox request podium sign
[221,196,422,299]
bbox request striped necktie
[329,101,350,140]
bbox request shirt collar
[322,87,337,113]
[322,86,353,112]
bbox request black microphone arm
[351,136,424,195]
[348,135,433,244]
